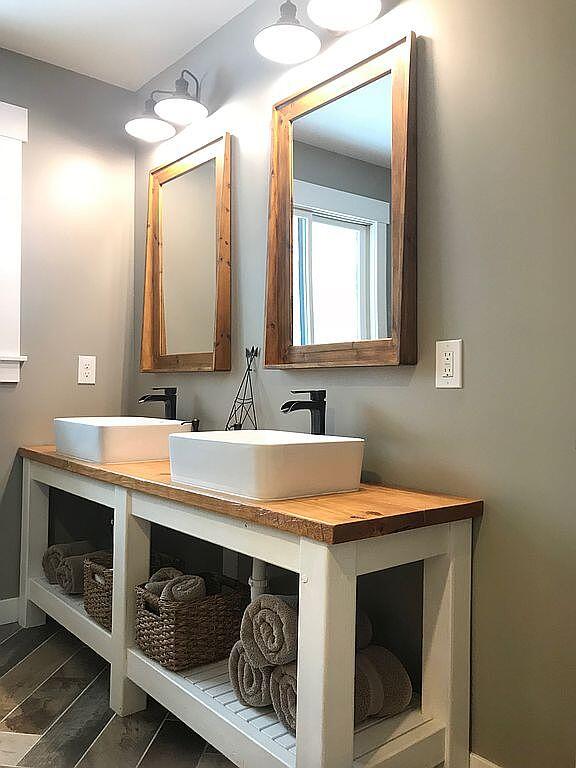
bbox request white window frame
[292,180,390,345]
[0,101,28,383]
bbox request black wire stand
[225,347,259,431]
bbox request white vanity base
[19,457,472,768]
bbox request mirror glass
[292,75,392,346]
[161,158,216,355]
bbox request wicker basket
[135,575,248,672]
[83,552,186,632]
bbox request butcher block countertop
[20,445,483,545]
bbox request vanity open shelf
[18,445,482,768]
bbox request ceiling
[293,76,392,167]
[0,0,256,90]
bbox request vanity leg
[110,488,150,715]
[19,458,48,627]
[422,520,472,768]
[296,539,357,768]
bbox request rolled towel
[270,663,298,733]
[228,641,272,708]
[160,574,206,603]
[145,567,184,596]
[56,551,102,595]
[42,541,93,585]
[359,646,413,718]
[241,595,299,668]
[270,661,372,734]
[356,652,384,715]
[356,607,373,650]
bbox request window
[292,181,390,346]
[0,102,28,383]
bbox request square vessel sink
[170,429,365,500]
[55,417,190,464]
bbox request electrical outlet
[436,340,462,388]
[78,355,96,385]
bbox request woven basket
[83,552,186,632]
[135,575,248,672]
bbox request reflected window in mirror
[265,34,416,368]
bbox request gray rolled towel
[145,567,184,596]
[56,551,104,595]
[270,660,372,734]
[160,574,206,603]
[241,595,299,668]
[42,541,93,585]
[356,652,384,715]
[359,646,413,718]
[228,640,272,708]
[355,607,373,650]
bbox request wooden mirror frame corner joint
[141,132,232,373]
[264,32,417,369]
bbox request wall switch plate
[436,340,463,388]
[78,355,96,385]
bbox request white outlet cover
[78,355,96,385]
[436,340,463,388]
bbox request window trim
[0,101,28,384]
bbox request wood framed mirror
[264,33,416,368]
[141,133,231,373]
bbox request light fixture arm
[177,70,201,101]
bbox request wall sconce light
[153,70,209,126]
[307,0,382,31]
[254,0,321,65]
[124,97,177,142]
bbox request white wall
[130,1,576,766]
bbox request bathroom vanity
[18,445,482,768]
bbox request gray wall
[293,141,391,201]
[130,1,576,766]
[0,49,135,599]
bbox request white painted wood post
[110,487,150,715]
[296,538,357,768]
[422,520,472,768]
[19,458,48,627]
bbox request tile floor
[0,621,234,768]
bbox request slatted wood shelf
[126,650,426,768]
[28,577,112,663]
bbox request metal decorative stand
[225,347,259,431]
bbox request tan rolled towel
[355,607,373,650]
[42,541,93,585]
[241,595,299,668]
[229,640,272,708]
[270,659,372,734]
[160,574,206,603]
[356,652,384,715]
[56,551,106,595]
[359,646,413,718]
[145,567,184,596]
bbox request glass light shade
[254,23,321,64]
[153,97,209,126]
[307,0,382,31]
[124,116,176,142]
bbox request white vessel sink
[55,417,190,464]
[169,429,365,500]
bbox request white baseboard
[0,597,19,624]
[471,754,503,768]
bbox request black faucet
[281,390,326,435]
[138,387,177,420]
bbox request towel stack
[42,542,106,596]
[143,568,207,603]
[228,594,413,734]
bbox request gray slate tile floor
[0,621,234,767]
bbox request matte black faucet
[138,387,177,420]
[281,390,326,435]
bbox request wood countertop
[20,445,483,545]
